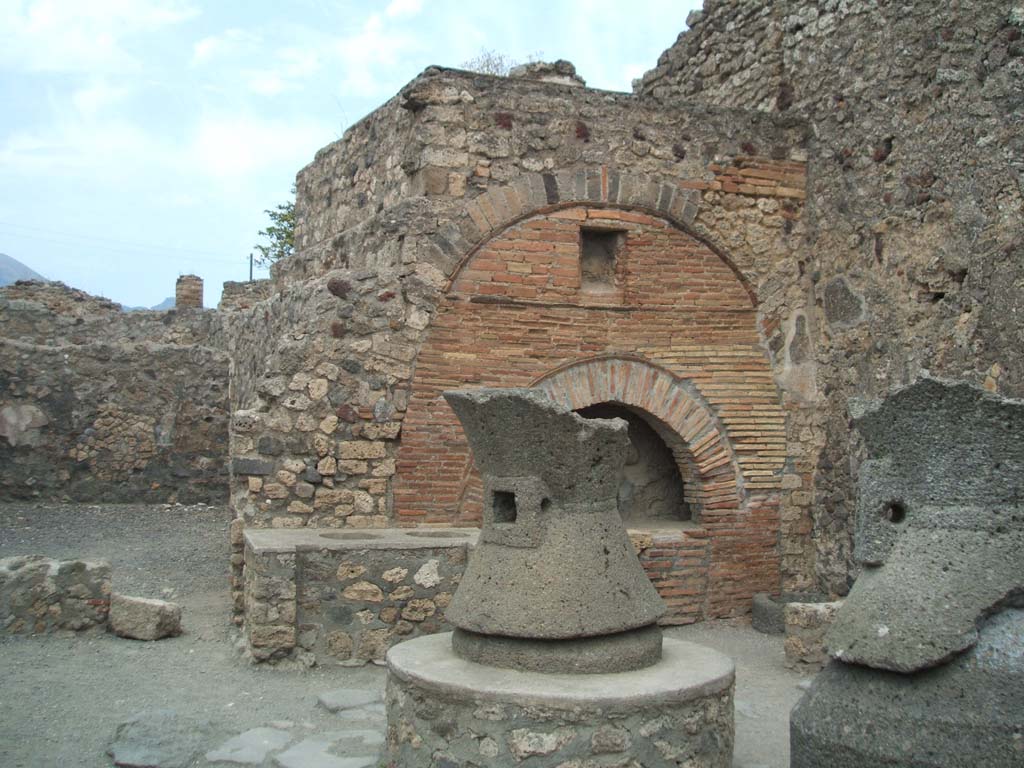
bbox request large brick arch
[533,356,744,520]
[428,165,756,303]
[395,194,786,620]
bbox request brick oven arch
[395,196,786,621]
[532,356,745,521]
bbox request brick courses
[395,205,787,620]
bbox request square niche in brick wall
[580,228,624,292]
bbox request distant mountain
[124,296,176,312]
[0,253,46,286]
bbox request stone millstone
[829,378,1024,672]
[442,388,664,673]
[792,609,1024,768]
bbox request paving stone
[107,709,214,768]
[316,688,382,713]
[273,736,377,768]
[334,703,385,722]
[205,727,292,765]
[332,728,385,748]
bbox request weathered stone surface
[0,555,110,634]
[243,528,475,665]
[829,379,1024,672]
[317,688,383,713]
[443,389,665,646]
[752,591,827,636]
[107,709,214,768]
[0,403,48,447]
[637,0,1024,600]
[386,633,734,768]
[274,736,377,768]
[0,280,229,504]
[452,624,663,674]
[784,601,842,670]
[205,727,292,765]
[792,609,1024,768]
[109,594,182,641]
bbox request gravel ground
[0,502,808,768]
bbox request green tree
[253,189,295,267]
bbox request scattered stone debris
[109,594,182,641]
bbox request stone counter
[242,527,478,664]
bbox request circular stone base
[386,633,735,768]
[451,624,663,673]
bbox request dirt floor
[0,503,811,768]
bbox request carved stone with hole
[442,387,665,671]
[385,388,735,768]
[791,378,1024,767]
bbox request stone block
[338,441,388,460]
[232,458,275,476]
[784,601,842,669]
[109,594,182,641]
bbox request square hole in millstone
[492,490,518,524]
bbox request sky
[0,0,700,308]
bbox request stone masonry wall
[230,67,820,605]
[0,281,230,503]
[1,555,111,634]
[639,0,1024,593]
[243,529,473,664]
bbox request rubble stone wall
[0,281,230,503]
[242,528,473,664]
[231,69,819,607]
[0,555,111,634]
[639,0,1024,593]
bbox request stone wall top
[284,65,808,285]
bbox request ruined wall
[229,65,821,612]
[639,0,1024,593]
[219,279,273,311]
[0,281,230,503]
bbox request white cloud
[333,12,419,96]
[246,72,287,96]
[71,79,130,117]
[189,114,332,180]
[243,47,321,96]
[278,47,320,79]
[0,0,198,73]
[192,28,261,65]
[386,0,422,18]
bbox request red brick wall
[395,205,786,621]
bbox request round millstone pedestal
[385,633,735,768]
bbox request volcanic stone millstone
[442,388,665,672]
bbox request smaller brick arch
[532,356,745,519]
